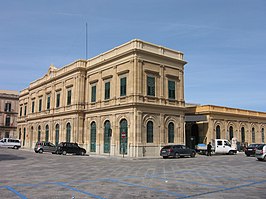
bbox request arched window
[252,127,255,143]
[229,126,234,140]
[262,128,265,143]
[38,126,41,142]
[241,127,245,143]
[120,119,128,154]
[45,125,49,142]
[19,128,22,140]
[23,128,26,146]
[66,123,71,142]
[104,120,111,153]
[90,122,96,152]
[147,121,153,143]
[216,125,221,139]
[168,122,174,143]
[55,124,60,146]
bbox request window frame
[67,89,72,106]
[120,76,127,97]
[147,75,155,97]
[91,84,96,103]
[168,80,176,100]
[46,95,51,110]
[104,81,110,100]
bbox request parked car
[0,138,21,149]
[255,144,266,161]
[34,141,56,153]
[245,144,262,156]
[54,142,86,155]
[160,144,196,159]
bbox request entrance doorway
[185,123,199,149]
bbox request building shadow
[0,154,26,161]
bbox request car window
[162,146,172,149]
[224,141,231,146]
[49,143,55,147]
[217,141,222,146]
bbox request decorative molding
[117,70,130,76]
[144,69,160,77]
[166,74,180,81]
[102,75,113,80]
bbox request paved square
[0,148,265,198]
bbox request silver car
[255,144,266,161]
[34,141,56,153]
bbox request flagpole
[85,22,88,60]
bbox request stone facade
[185,105,266,149]
[18,39,266,157]
[18,39,187,157]
[0,90,19,139]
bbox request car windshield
[249,144,258,147]
[257,144,265,150]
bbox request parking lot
[0,148,265,199]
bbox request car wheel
[81,151,85,156]
[190,152,196,158]
[39,149,43,154]
[62,151,67,155]
[163,156,168,159]
[228,150,234,155]
[257,158,263,161]
[13,146,18,150]
[246,154,250,157]
[175,152,180,158]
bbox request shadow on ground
[0,154,26,161]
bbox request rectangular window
[67,89,72,105]
[91,85,96,102]
[168,80,176,100]
[39,98,42,112]
[120,77,127,96]
[24,105,27,116]
[20,106,22,116]
[5,103,11,112]
[262,128,265,143]
[32,101,35,113]
[5,132,9,138]
[105,82,110,100]
[56,93,60,108]
[5,116,10,126]
[47,95,50,110]
[147,76,155,96]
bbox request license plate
[248,149,253,151]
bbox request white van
[196,139,237,155]
[0,138,21,149]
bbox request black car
[245,144,262,156]
[55,142,86,155]
[160,144,196,159]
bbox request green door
[55,124,59,146]
[104,121,110,153]
[120,119,128,155]
[90,122,96,152]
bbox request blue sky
[0,0,265,111]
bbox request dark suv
[160,144,196,159]
[245,144,262,156]
[55,142,86,155]
[34,141,56,153]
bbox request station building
[17,39,266,157]
[0,90,19,139]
